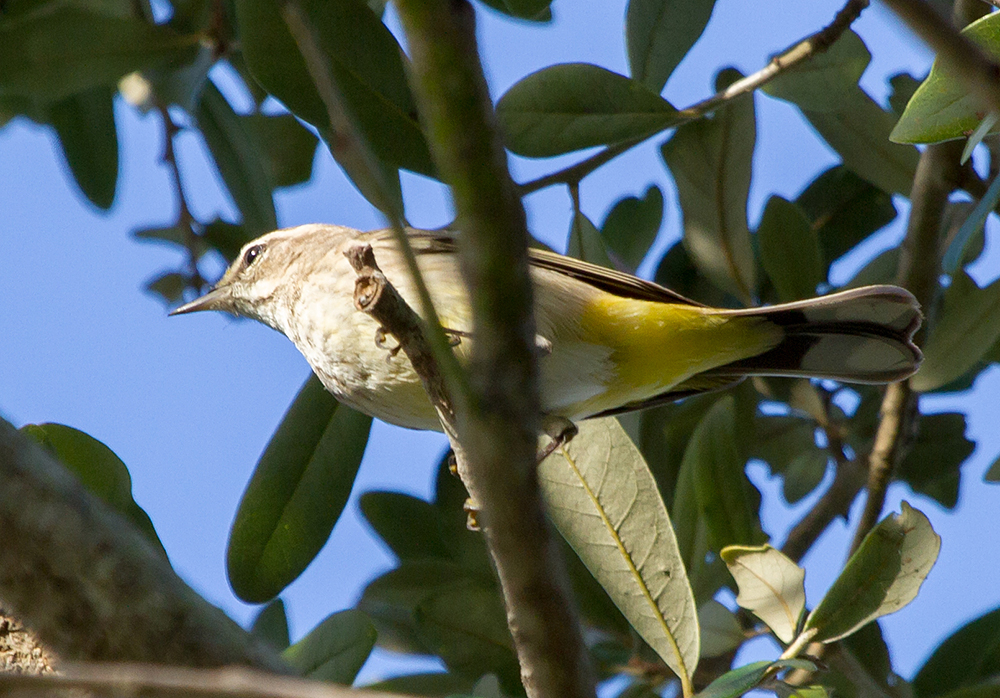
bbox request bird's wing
[401,230,705,307]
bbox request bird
[171,223,922,431]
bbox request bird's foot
[538,415,578,462]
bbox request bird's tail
[708,285,923,384]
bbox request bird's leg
[445,450,482,531]
[373,327,402,359]
[537,415,578,462]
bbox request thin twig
[393,2,597,698]
[0,663,409,698]
[518,0,870,195]
[280,0,469,400]
[157,104,206,291]
[848,141,962,553]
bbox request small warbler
[172,224,921,431]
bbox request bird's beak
[169,285,233,316]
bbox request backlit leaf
[496,63,680,158]
[804,502,940,642]
[538,416,699,685]
[720,544,805,643]
[891,11,1000,144]
[661,68,756,301]
[228,375,372,603]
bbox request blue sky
[2,0,998,687]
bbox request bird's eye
[243,244,264,268]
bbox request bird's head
[170,224,349,329]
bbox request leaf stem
[518,0,870,195]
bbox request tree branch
[518,0,870,195]
[848,141,963,553]
[391,2,597,697]
[0,663,410,698]
[0,418,289,672]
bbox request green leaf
[795,165,896,267]
[987,453,1000,482]
[757,196,823,302]
[897,413,973,509]
[145,271,188,304]
[364,672,477,697]
[698,659,816,698]
[891,12,1000,144]
[803,87,919,197]
[639,393,721,505]
[134,225,191,250]
[250,598,291,651]
[359,491,452,562]
[283,609,377,684]
[496,63,680,158]
[600,185,664,272]
[243,113,319,189]
[227,375,372,603]
[697,600,744,658]
[358,561,504,661]
[720,544,805,643]
[19,423,167,558]
[0,5,200,101]
[196,82,278,236]
[476,0,552,21]
[413,585,520,691]
[760,31,918,195]
[661,68,756,301]
[46,85,118,210]
[804,502,940,642]
[753,391,830,505]
[567,210,614,268]
[913,272,1000,392]
[913,606,1000,698]
[626,0,718,94]
[763,30,870,112]
[202,219,252,263]
[888,72,921,116]
[684,396,766,552]
[653,241,730,307]
[538,416,700,685]
[232,0,432,178]
[845,247,899,289]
